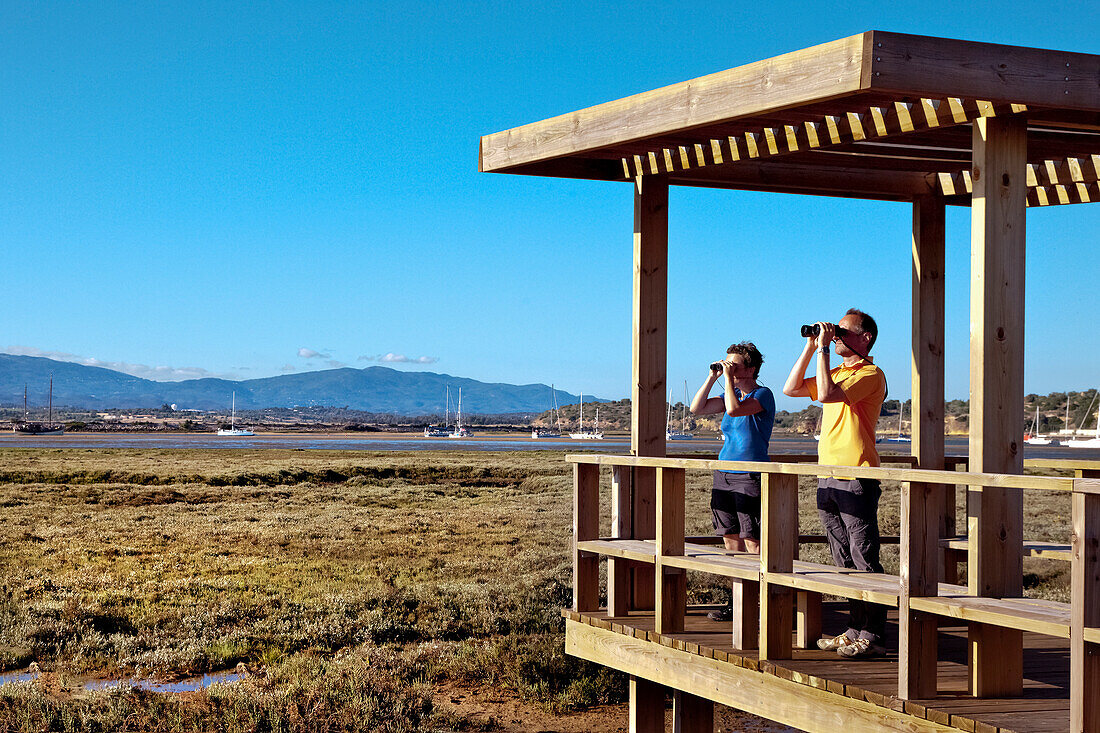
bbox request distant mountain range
[0,355,606,415]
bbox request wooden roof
[479,32,1100,205]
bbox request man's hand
[815,322,834,352]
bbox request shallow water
[0,432,1095,461]
[0,670,242,692]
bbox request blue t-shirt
[718,385,775,472]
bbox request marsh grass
[0,449,1074,731]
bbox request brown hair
[726,341,764,378]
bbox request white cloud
[297,348,330,359]
[358,353,439,364]
[279,364,297,372]
[326,360,348,369]
[3,346,226,382]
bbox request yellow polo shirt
[804,359,886,468]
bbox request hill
[0,354,606,415]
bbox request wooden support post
[629,676,665,733]
[631,175,668,611]
[944,479,959,585]
[901,482,940,699]
[760,472,797,660]
[672,690,713,733]
[796,591,821,649]
[1070,479,1100,733]
[608,465,633,617]
[901,194,945,699]
[732,578,759,650]
[655,467,686,634]
[573,463,600,612]
[632,466,656,610]
[968,114,1026,698]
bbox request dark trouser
[817,477,886,642]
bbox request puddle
[0,669,242,692]
[0,671,37,685]
[83,671,243,692]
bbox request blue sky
[2,1,1097,411]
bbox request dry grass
[0,448,1075,731]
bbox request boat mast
[231,391,236,429]
[23,384,27,422]
[48,375,53,426]
[682,380,688,433]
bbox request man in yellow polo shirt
[783,309,887,658]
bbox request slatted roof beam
[621,98,1026,180]
[935,156,1100,206]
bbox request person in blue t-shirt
[690,341,776,555]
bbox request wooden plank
[633,467,656,610]
[640,97,1022,180]
[632,177,668,462]
[574,463,600,612]
[661,549,760,580]
[631,176,665,615]
[765,568,901,606]
[732,578,760,650]
[565,454,1074,493]
[578,538,656,562]
[910,595,1069,638]
[1026,459,1100,472]
[1070,491,1100,732]
[904,193,946,700]
[609,465,633,616]
[656,467,686,634]
[1027,182,1100,207]
[760,473,797,660]
[939,169,1100,207]
[629,676,665,732]
[567,620,959,733]
[968,113,1027,697]
[797,591,822,649]
[940,537,1073,562]
[479,34,867,173]
[672,690,713,733]
[865,31,1100,111]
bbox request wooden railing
[568,454,1100,731]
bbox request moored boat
[13,379,64,436]
[217,392,255,436]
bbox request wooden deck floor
[565,602,1069,733]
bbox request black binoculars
[801,323,851,338]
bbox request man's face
[834,314,870,358]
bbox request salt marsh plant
[0,448,1072,731]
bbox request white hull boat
[217,392,254,436]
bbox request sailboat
[424,387,451,437]
[1066,401,1100,448]
[448,387,471,438]
[1024,405,1057,446]
[883,401,911,443]
[531,384,563,439]
[569,393,604,439]
[217,392,255,436]
[13,378,64,435]
[666,381,693,440]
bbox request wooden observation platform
[479,32,1100,732]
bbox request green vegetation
[0,448,1076,731]
[0,450,625,731]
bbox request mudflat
[0,448,1072,731]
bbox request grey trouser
[817,477,886,642]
